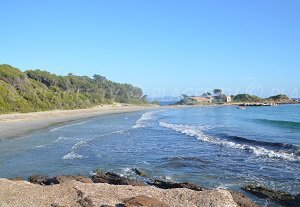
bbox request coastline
[0,104,159,140]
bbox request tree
[207,92,212,96]
[213,89,222,96]
[181,94,190,100]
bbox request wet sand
[0,104,159,140]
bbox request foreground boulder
[29,175,92,185]
[242,185,300,207]
[229,191,259,207]
[149,179,205,191]
[92,172,146,186]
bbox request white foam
[159,121,299,161]
[62,140,89,160]
[50,121,88,132]
[132,111,156,129]
[62,151,85,160]
[35,144,47,149]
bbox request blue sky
[1,0,299,98]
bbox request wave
[49,120,88,132]
[62,151,85,160]
[220,134,300,151]
[132,111,156,129]
[254,119,300,130]
[62,140,89,160]
[61,130,127,160]
[159,121,300,161]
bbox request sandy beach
[0,104,159,140]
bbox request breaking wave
[62,151,85,160]
[62,140,89,160]
[221,134,300,153]
[159,121,300,161]
[132,111,157,129]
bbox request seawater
[0,105,299,206]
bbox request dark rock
[122,195,169,207]
[56,175,93,184]
[242,185,300,207]
[99,205,114,207]
[132,168,148,178]
[149,179,205,191]
[92,172,146,186]
[29,175,59,185]
[29,175,93,185]
[229,191,259,207]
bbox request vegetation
[232,94,263,103]
[213,89,222,96]
[175,91,293,106]
[267,94,290,102]
[0,64,148,114]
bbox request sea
[0,104,299,206]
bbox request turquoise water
[0,105,299,206]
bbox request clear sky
[1,0,299,98]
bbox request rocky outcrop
[29,175,93,185]
[92,172,146,186]
[149,179,205,191]
[0,178,241,207]
[242,185,300,207]
[229,191,259,207]
[26,172,258,207]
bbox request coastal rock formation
[92,172,146,186]
[242,185,300,207]
[0,178,241,207]
[229,191,259,207]
[25,172,258,207]
[29,175,93,185]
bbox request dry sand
[0,104,159,140]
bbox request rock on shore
[0,178,251,207]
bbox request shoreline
[0,104,159,140]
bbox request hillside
[0,64,147,114]
[232,94,263,103]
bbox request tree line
[0,64,147,113]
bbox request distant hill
[232,94,263,103]
[266,94,290,102]
[0,64,147,114]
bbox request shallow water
[0,105,299,206]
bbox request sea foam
[159,121,299,161]
[132,111,156,129]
